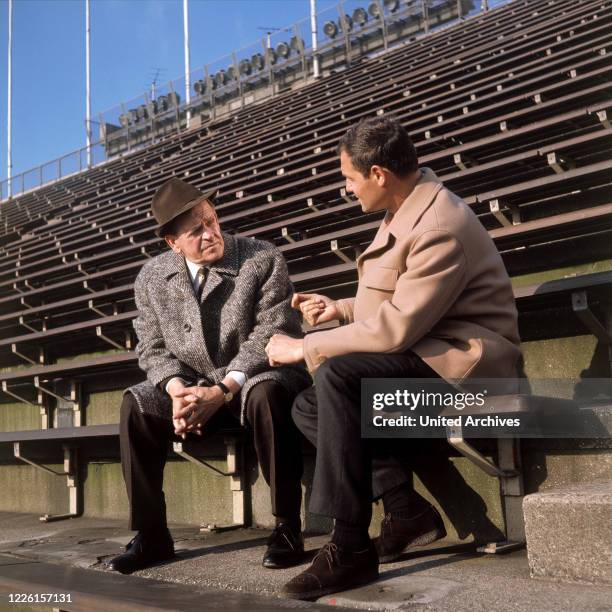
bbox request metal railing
[1,0,509,203]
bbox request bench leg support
[446,427,525,553]
[173,436,245,530]
[13,443,80,522]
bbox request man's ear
[370,165,387,186]
[165,236,182,254]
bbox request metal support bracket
[447,425,525,552]
[594,109,611,129]
[173,435,244,528]
[281,227,296,244]
[453,153,477,171]
[88,300,119,317]
[19,315,44,333]
[11,343,38,365]
[2,381,42,407]
[546,152,576,174]
[572,291,612,344]
[331,240,359,264]
[447,424,509,477]
[340,188,354,204]
[490,199,521,226]
[13,442,80,522]
[96,326,130,350]
[34,378,82,427]
[307,198,320,212]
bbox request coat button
[184,323,191,332]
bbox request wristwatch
[216,381,234,404]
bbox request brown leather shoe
[282,541,378,600]
[374,505,446,563]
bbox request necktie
[196,267,207,301]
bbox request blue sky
[0,0,339,183]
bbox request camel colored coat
[303,168,522,381]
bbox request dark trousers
[120,380,303,530]
[292,352,439,525]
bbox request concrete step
[0,554,325,611]
[523,482,612,585]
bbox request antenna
[257,25,291,49]
[146,68,166,99]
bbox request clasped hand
[168,383,224,438]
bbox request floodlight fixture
[227,65,238,80]
[353,7,369,25]
[239,58,252,75]
[323,20,338,38]
[167,92,180,106]
[339,14,354,32]
[119,114,130,128]
[386,0,400,11]
[129,108,139,123]
[266,47,278,65]
[214,70,228,86]
[276,41,290,58]
[368,2,381,18]
[290,36,304,51]
[194,79,206,95]
[251,53,265,70]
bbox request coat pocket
[363,266,399,291]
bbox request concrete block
[523,482,612,584]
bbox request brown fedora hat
[152,177,217,237]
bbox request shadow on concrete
[384,541,480,566]
[174,534,271,561]
[378,548,480,582]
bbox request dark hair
[337,116,418,177]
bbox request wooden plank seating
[0,0,604,246]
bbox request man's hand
[291,293,341,326]
[172,385,225,437]
[166,379,191,437]
[265,334,304,366]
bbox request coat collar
[385,167,444,238]
[164,232,240,302]
[164,231,240,280]
[356,168,443,269]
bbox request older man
[266,116,521,599]
[108,178,310,574]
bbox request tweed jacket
[126,232,311,423]
[303,168,522,381]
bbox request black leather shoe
[283,541,378,600]
[107,529,175,574]
[374,505,446,563]
[262,523,305,569]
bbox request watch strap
[216,381,231,395]
[216,381,233,403]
